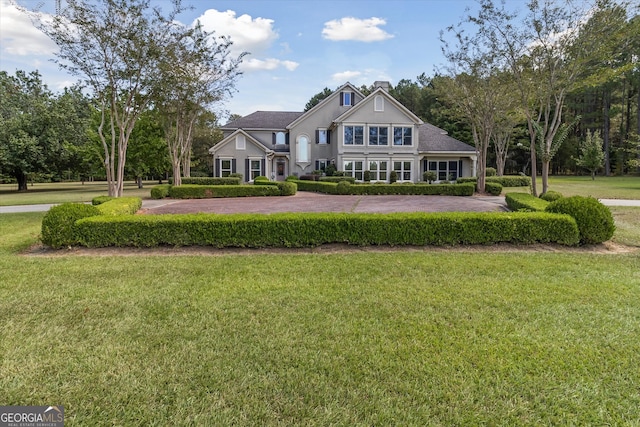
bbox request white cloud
[322,17,394,42]
[241,58,299,72]
[331,69,392,85]
[331,70,362,82]
[0,0,58,56]
[194,9,278,56]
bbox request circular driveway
[141,192,508,214]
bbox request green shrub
[41,203,101,248]
[484,182,503,196]
[540,190,563,202]
[486,167,497,176]
[96,197,142,216]
[169,184,280,199]
[389,171,398,183]
[254,176,269,182]
[92,196,114,205]
[318,176,356,184]
[505,193,549,212]
[336,181,352,195]
[545,196,615,245]
[74,211,579,248]
[294,180,339,194]
[229,173,243,180]
[173,177,241,185]
[151,184,172,199]
[277,181,297,196]
[363,170,372,182]
[457,176,531,187]
[423,171,437,183]
[291,180,475,196]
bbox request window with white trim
[428,160,459,181]
[340,91,354,106]
[236,134,246,150]
[369,160,388,181]
[275,132,286,145]
[220,159,233,177]
[368,126,388,145]
[374,95,384,112]
[393,127,412,146]
[393,160,412,181]
[297,135,309,162]
[316,159,329,172]
[250,159,262,180]
[344,126,364,145]
[344,160,364,181]
[317,129,328,144]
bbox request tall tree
[576,130,605,179]
[304,88,333,112]
[27,0,189,196]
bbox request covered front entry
[273,156,289,181]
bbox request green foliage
[74,211,579,248]
[92,196,115,205]
[457,176,531,187]
[389,171,398,183]
[540,191,563,202]
[304,87,333,111]
[363,170,372,182]
[41,203,100,248]
[484,182,503,196]
[151,184,172,199]
[423,171,437,183]
[96,197,142,215]
[324,163,337,176]
[575,130,605,179]
[485,167,497,176]
[253,179,297,195]
[505,193,550,212]
[319,176,356,184]
[336,181,352,195]
[254,176,269,182]
[170,177,241,185]
[169,184,280,199]
[546,196,615,245]
[292,180,475,196]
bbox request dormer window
[340,91,354,106]
[275,132,286,145]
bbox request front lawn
[503,176,640,199]
[0,212,639,425]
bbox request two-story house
[209,81,477,183]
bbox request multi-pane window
[344,126,364,145]
[250,160,262,180]
[220,159,233,177]
[368,126,388,145]
[393,161,412,181]
[393,127,412,146]
[317,129,328,144]
[369,160,388,181]
[428,160,459,181]
[344,160,364,181]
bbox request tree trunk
[541,161,549,195]
[137,176,143,188]
[527,120,538,196]
[15,171,28,192]
[603,89,611,176]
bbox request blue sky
[1,0,528,120]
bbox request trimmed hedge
[505,193,549,212]
[253,179,298,196]
[485,182,503,196]
[75,211,580,248]
[92,196,114,205]
[41,203,101,248]
[96,197,142,216]
[292,180,475,196]
[169,184,281,199]
[169,177,241,185]
[545,196,615,245]
[457,176,531,187]
[540,190,563,202]
[151,184,172,199]
[319,176,357,184]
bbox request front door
[276,159,286,181]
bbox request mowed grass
[0,181,156,206]
[1,212,640,425]
[504,175,640,199]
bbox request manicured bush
[171,177,241,185]
[151,184,172,199]
[299,174,320,181]
[505,193,549,212]
[318,176,356,184]
[169,184,280,199]
[253,179,297,196]
[457,176,531,187]
[486,167,497,176]
[540,190,563,202]
[96,197,142,216]
[423,171,437,183]
[291,180,475,196]
[545,196,615,245]
[74,211,579,248]
[484,181,503,196]
[336,181,352,195]
[41,203,101,248]
[390,171,398,183]
[294,180,339,194]
[254,176,269,182]
[92,196,114,205]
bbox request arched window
[297,135,309,163]
[374,95,384,111]
[275,132,286,145]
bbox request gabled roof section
[332,87,423,124]
[209,129,273,154]
[286,82,365,129]
[221,111,303,130]
[418,123,476,153]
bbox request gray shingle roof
[418,123,475,152]
[222,111,303,130]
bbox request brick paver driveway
[142,192,507,214]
